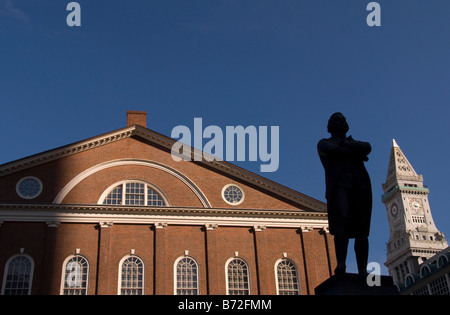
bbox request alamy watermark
[366,262,382,287]
[65,2,381,28]
[171,118,279,173]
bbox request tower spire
[383,139,422,190]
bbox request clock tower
[382,140,447,284]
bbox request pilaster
[96,221,113,295]
[253,225,271,295]
[41,221,60,294]
[205,224,219,294]
[154,222,168,295]
[299,226,315,295]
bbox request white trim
[117,255,145,295]
[174,255,200,295]
[274,258,300,295]
[0,209,329,230]
[98,179,170,206]
[221,184,245,206]
[0,204,329,230]
[225,257,251,295]
[1,254,35,295]
[53,159,211,207]
[16,176,43,200]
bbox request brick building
[0,111,335,295]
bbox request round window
[16,176,43,199]
[222,184,244,206]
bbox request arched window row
[1,255,301,295]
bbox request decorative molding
[299,226,314,233]
[253,225,266,232]
[320,227,330,234]
[46,220,60,228]
[382,185,429,202]
[155,222,168,229]
[0,203,329,229]
[99,221,113,228]
[205,223,218,230]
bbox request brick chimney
[127,111,147,128]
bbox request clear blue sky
[1,1,449,275]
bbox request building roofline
[0,124,326,212]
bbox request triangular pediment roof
[0,124,326,212]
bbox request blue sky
[1,1,449,275]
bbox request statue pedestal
[314,273,398,295]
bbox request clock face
[16,177,42,199]
[410,199,423,214]
[390,204,398,217]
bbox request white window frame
[118,255,145,295]
[274,258,300,295]
[174,256,199,295]
[225,257,251,295]
[98,180,169,206]
[16,176,43,200]
[60,255,90,295]
[221,184,245,206]
[1,254,35,295]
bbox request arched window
[405,274,416,286]
[175,257,199,295]
[1,254,34,295]
[420,264,432,278]
[275,259,300,295]
[61,255,89,295]
[119,256,144,295]
[100,180,168,206]
[226,257,250,295]
[437,254,449,268]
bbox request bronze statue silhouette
[317,113,372,275]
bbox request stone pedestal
[314,273,398,295]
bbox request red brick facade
[0,111,335,295]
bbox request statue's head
[327,112,349,135]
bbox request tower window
[411,215,425,224]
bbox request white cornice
[0,204,328,229]
[0,124,326,212]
